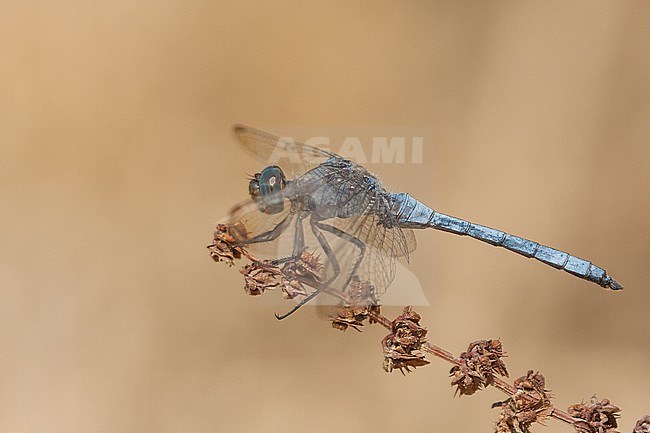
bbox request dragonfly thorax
[249,165,287,214]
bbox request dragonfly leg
[268,212,309,266]
[273,217,341,320]
[238,212,294,246]
[292,211,307,256]
[310,219,341,287]
[274,287,324,320]
[315,222,366,293]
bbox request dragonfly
[225,125,622,319]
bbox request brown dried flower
[382,306,430,373]
[280,250,323,282]
[450,339,509,396]
[279,251,323,301]
[279,278,309,301]
[568,396,621,433]
[207,224,243,266]
[331,276,380,331]
[493,370,553,433]
[240,261,281,296]
[633,415,650,433]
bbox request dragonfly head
[248,165,287,214]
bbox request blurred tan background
[1,1,648,432]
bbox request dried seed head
[346,276,379,307]
[331,276,380,331]
[280,251,323,283]
[382,306,430,373]
[568,396,621,433]
[450,362,484,396]
[633,415,650,433]
[240,261,281,296]
[493,371,553,433]
[280,278,308,301]
[207,224,243,266]
[450,339,509,396]
[277,251,323,301]
[331,304,381,332]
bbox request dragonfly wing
[225,196,296,258]
[349,210,417,260]
[326,211,399,297]
[233,125,334,177]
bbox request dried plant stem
[367,308,577,427]
[209,229,637,432]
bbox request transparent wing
[353,211,417,260]
[309,208,416,319]
[327,207,416,297]
[233,125,335,178]
[226,196,297,258]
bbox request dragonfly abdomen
[390,192,622,291]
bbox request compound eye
[258,166,286,197]
[256,166,286,214]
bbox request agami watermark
[266,134,426,165]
